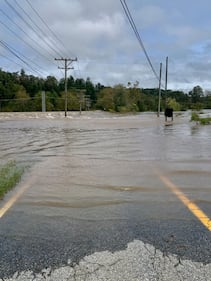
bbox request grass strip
[191,112,211,125]
[0,160,24,199]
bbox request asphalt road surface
[0,111,210,280]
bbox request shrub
[191,112,200,122]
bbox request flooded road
[0,111,211,278]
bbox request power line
[4,0,61,58]
[0,18,49,75]
[12,0,64,58]
[24,0,73,58]
[0,8,58,66]
[0,52,25,69]
[0,39,44,76]
[23,0,82,78]
[1,0,82,81]
[120,0,159,81]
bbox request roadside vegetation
[0,161,24,199]
[0,68,211,113]
[191,112,211,125]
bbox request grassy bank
[191,112,211,125]
[0,161,24,199]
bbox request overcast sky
[1,0,211,92]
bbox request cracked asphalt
[1,240,211,281]
[0,112,211,280]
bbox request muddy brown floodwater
[0,111,211,277]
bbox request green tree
[113,84,127,112]
[204,92,211,108]
[75,78,86,89]
[14,86,30,111]
[85,77,96,104]
[166,98,181,111]
[67,75,75,89]
[96,87,115,111]
[67,90,80,111]
[189,85,203,103]
[126,86,141,112]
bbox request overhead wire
[22,0,81,79]
[0,52,25,70]
[0,39,44,76]
[12,0,65,58]
[1,0,81,80]
[0,8,58,65]
[0,3,64,78]
[0,17,51,74]
[120,0,160,82]
[24,0,73,58]
[4,0,61,58]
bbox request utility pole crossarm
[54,57,77,117]
[55,57,77,61]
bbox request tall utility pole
[42,91,46,112]
[55,57,77,117]
[157,62,162,117]
[165,56,168,108]
[165,56,168,92]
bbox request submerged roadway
[0,112,210,280]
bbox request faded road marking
[0,176,34,218]
[158,174,211,231]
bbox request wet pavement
[0,111,210,279]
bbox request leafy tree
[113,84,127,112]
[58,78,65,92]
[14,86,30,111]
[67,90,80,111]
[96,87,115,111]
[67,75,75,89]
[189,85,203,103]
[95,82,104,93]
[125,86,141,111]
[44,76,59,93]
[204,92,211,108]
[85,77,96,104]
[1,67,211,112]
[166,98,181,111]
[75,78,86,89]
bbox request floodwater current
[0,111,211,276]
[1,111,211,163]
[0,111,211,212]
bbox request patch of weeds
[191,112,211,125]
[191,112,200,122]
[200,117,211,125]
[0,160,24,199]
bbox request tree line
[0,68,211,112]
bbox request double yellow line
[158,173,211,231]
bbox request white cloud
[1,0,211,91]
[135,5,166,28]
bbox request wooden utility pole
[55,57,77,117]
[165,56,168,91]
[157,62,162,117]
[41,91,46,112]
[165,56,168,108]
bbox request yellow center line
[0,176,34,219]
[158,174,211,231]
